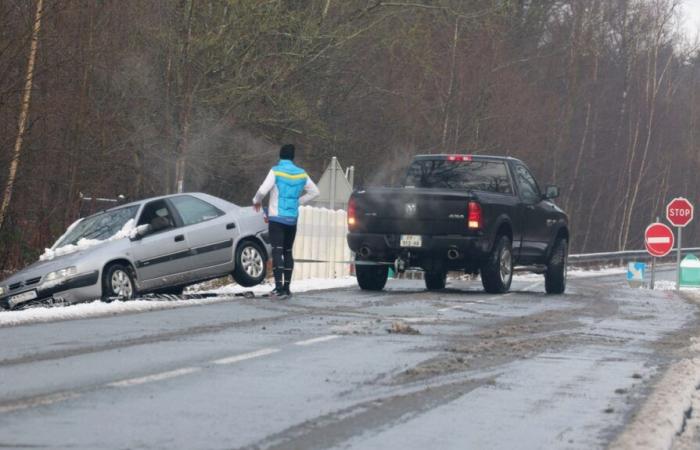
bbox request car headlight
[0,286,5,296]
[44,266,77,283]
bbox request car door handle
[174,235,185,242]
[226,223,236,230]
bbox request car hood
[1,238,128,286]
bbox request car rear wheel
[102,264,136,301]
[356,262,389,291]
[545,238,567,294]
[424,270,447,290]
[481,235,513,294]
[233,240,267,287]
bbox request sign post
[645,222,674,290]
[666,197,694,292]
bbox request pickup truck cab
[346,154,569,294]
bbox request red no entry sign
[667,197,694,227]
[645,222,674,257]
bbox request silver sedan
[0,193,271,309]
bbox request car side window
[513,164,541,204]
[137,200,177,233]
[170,195,224,226]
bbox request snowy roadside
[0,277,357,328]
[610,288,700,450]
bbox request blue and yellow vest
[271,160,308,225]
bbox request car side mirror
[131,224,151,241]
[544,185,560,200]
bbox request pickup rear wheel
[424,270,447,290]
[545,238,567,294]
[481,235,513,294]
[356,263,389,291]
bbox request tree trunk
[0,0,44,233]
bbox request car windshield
[404,159,513,194]
[54,205,139,248]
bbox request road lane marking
[108,367,201,388]
[294,335,340,346]
[212,348,280,365]
[0,392,82,414]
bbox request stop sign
[645,222,674,257]
[667,197,694,227]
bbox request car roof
[94,192,213,216]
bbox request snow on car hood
[39,219,137,261]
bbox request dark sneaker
[269,287,288,299]
[282,286,292,297]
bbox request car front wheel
[102,264,136,301]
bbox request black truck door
[512,162,549,263]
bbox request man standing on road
[253,144,320,298]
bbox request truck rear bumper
[347,232,491,267]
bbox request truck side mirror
[544,185,560,200]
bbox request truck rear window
[404,160,513,194]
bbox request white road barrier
[293,206,352,281]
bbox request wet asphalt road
[0,270,696,450]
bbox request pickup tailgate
[352,187,476,235]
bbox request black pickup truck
[347,154,569,294]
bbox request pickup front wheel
[481,235,513,294]
[356,262,389,291]
[424,270,447,290]
[545,238,567,294]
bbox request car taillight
[468,201,482,230]
[348,198,357,229]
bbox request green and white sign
[680,254,700,287]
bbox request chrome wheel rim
[242,246,264,278]
[111,270,133,298]
[500,247,512,285]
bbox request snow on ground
[611,353,700,450]
[203,276,358,295]
[511,266,629,282]
[0,277,357,328]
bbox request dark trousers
[269,221,297,289]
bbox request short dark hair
[279,144,295,160]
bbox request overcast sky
[682,0,700,40]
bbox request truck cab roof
[413,154,523,164]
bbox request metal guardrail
[569,247,700,265]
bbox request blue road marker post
[627,262,646,288]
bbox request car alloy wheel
[111,269,134,298]
[241,246,264,278]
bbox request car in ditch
[0,193,270,309]
[347,154,569,294]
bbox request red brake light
[348,198,357,229]
[468,201,482,229]
[447,154,473,162]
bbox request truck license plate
[400,235,422,248]
[8,290,38,307]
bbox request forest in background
[1,0,699,271]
